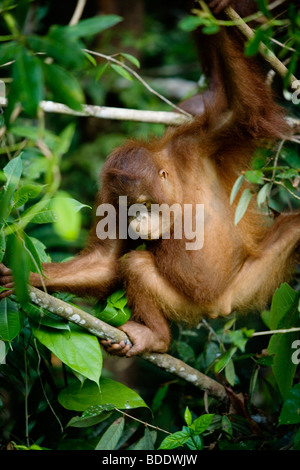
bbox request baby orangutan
[0,0,297,357]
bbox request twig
[28,286,228,403]
[252,326,300,336]
[69,0,87,26]
[83,49,192,118]
[224,6,298,88]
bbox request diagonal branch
[28,286,228,403]
[224,6,298,87]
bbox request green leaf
[98,305,131,327]
[230,175,244,205]
[214,347,237,374]
[225,359,235,386]
[177,341,195,363]
[9,233,30,305]
[279,384,300,425]
[12,183,44,210]
[133,428,156,450]
[267,284,300,398]
[0,41,19,66]
[119,53,140,68]
[186,435,203,450]
[190,414,214,435]
[28,33,85,69]
[245,28,265,56]
[0,298,21,341]
[179,15,205,32]
[0,229,6,263]
[43,62,84,111]
[31,323,102,384]
[184,406,192,426]
[52,193,81,241]
[158,429,191,450]
[269,283,298,330]
[111,64,133,81]
[10,46,43,116]
[222,415,233,436]
[234,189,252,225]
[257,183,271,209]
[0,155,23,222]
[67,15,122,39]
[244,170,264,184]
[58,377,148,412]
[96,63,109,81]
[95,417,125,450]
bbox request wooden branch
[28,286,228,403]
[0,97,191,126]
[224,6,299,88]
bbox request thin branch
[0,96,191,126]
[224,6,298,88]
[83,49,192,118]
[28,286,228,403]
[69,0,87,26]
[252,326,300,336]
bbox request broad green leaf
[221,415,233,436]
[43,62,84,111]
[151,384,169,413]
[133,429,156,450]
[95,417,125,450]
[98,305,131,327]
[267,284,300,398]
[244,170,264,184]
[67,15,122,39]
[52,194,81,241]
[177,341,195,363]
[185,435,203,450]
[269,283,298,330]
[67,405,114,428]
[230,175,244,205]
[28,33,85,69]
[234,189,252,225]
[9,233,30,305]
[12,184,44,210]
[158,428,191,450]
[0,298,21,341]
[279,383,300,425]
[214,347,237,373]
[190,414,214,435]
[31,323,102,384]
[202,24,220,34]
[111,64,133,81]
[179,15,205,32]
[225,359,235,386]
[23,233,43,273]
[10,46,43,116]
[0,41,19,66]
[58,378,148,412]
